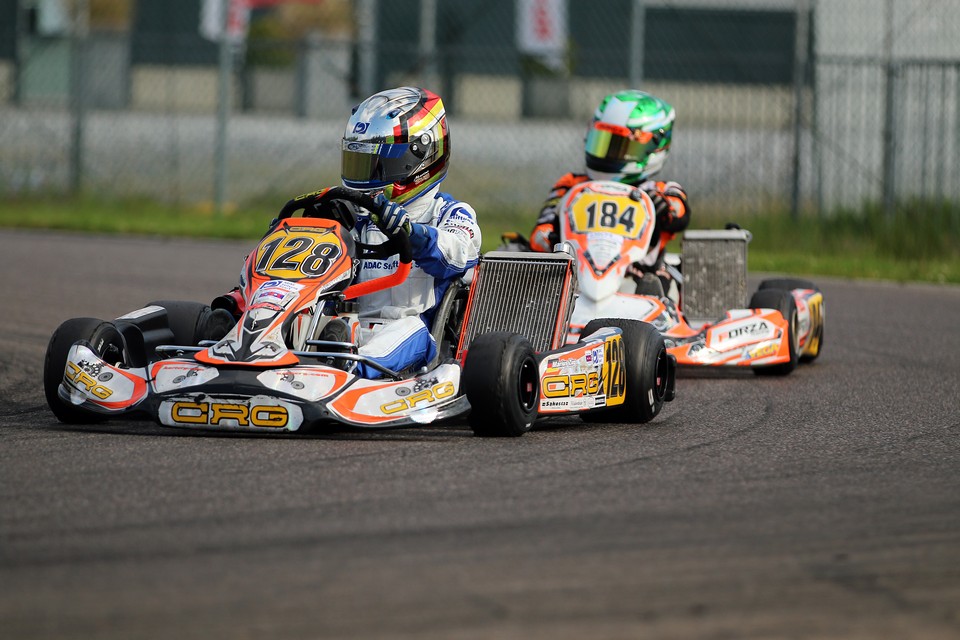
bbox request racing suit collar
[398,184,441,223]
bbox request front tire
[44,318,125,424]
[463,332,540,437]
[580,318,672,424]
[749,288,799,376]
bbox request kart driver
[215,87,481,379]
[529,90,690,300]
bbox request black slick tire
[463,332,539,437]
[757,277,818,293]
[758,278,824,363]
[748,288,799,376]
[580,318,671,424]
[44,318,125,424]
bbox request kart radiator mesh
[458,252,575,354]
[681,229,751,322]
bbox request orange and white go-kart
[44,187,676,437]
[504,180,824,375]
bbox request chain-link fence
[1,0,958,221]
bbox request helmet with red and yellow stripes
[341,87,450,204]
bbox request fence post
[629,0,645,88]
[69,0,90,194]
[881,0,896,218]
[356,0,378,98]
[790,0,810,220]
[214,0,231,217]
[419,0,438,92]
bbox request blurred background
[0,0,958,224]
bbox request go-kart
[503,180,824,375]
[44,187,676,437]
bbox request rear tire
[580,318,671,424]
[758,277,818,293]
[464,332,539,437]
[44,318,125,424]
[749,289,798,376]
[800,320,824,363]
[757,278,823,363]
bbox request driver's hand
[374,194,411,235]
[650,192,671,221]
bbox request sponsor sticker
[256,367,349,401]
[117,305,164,320]
[152,362,219,393]
[362,259,401,271]
[748,343,778,360]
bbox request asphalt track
[1,229,958,640]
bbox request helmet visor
[341,140,419,189]
[585,122,662,166]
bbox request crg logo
[66,361,113,400]
[542,372,601,398]
[171,401,288,428]
[380,381,455,415]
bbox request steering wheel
[274,187,413,300]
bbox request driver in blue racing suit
[215,87,481,379]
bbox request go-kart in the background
[45,187,675,437]
[502,180,825,376]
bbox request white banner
[516,0,568,58]
[200,0,251,43]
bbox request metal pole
[356,0,378,98]
[811,1,824,218]
[214,0,231,216]
[419,0,438,91]
[629,0,645,87]
[936,64,946,202]
[881,0,896,218]
[13,1,24,105]
[69,0,90,194]
[790,0,810,220]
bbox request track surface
[1,229,958,639]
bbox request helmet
[341,87,450,204]
[584,90,675,183]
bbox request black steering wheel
[275,186,412,266]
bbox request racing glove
[530,222,559,253]
[650,192,671,222]
[649,182,690,233]
[211,287,246,319]
[374,194,411,236]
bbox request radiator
[457,250,577,355]
[681,229,751,322]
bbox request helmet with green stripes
[584,90,675,183]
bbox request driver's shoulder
[434,192,478,223]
